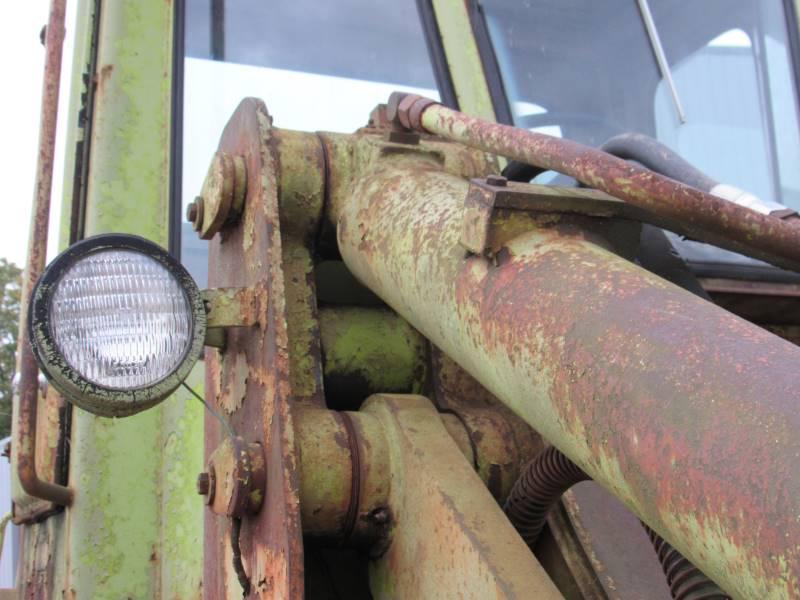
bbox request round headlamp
[29,234,206,417]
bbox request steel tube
[333,157,800,598]
[403,97,800,273]
[15,0,72,508]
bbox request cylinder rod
[333,158,800,598]
[394,95,800,273]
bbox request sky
[0,1,430,272]
[0,1,76,267]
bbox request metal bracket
[202,286,262,348]
[460,178,656,255]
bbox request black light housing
[29,234,206,417]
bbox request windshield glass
[180,0,439,286]
[482,0,800,276]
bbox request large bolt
[197,469,215,505]
[196,472,210,495]
[386,92,409,127]
[187,197,204,233]
[204,437,265,517]
[196,152,248,240]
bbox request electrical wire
[181,381,235,439]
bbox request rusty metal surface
[318,306,428,409]
[203,286,261,328]
[13,387,68,524]
[294,402,546,553]
[644,524,730,600]
[363,394,562,599]
[699,278,800,297]
[460,178,669,256]
[331,150,800,597]
[294,408,355,539]
[18,513,65,599]
[13,0,72,513]
[563,483,673,599]
[294,408,392,546]
[450,408,537,503]
[430,347,501,410]
[204,98,304,598]
[201,437,266,518]
[697,278,800,327]
[506,422,718,599]
[191,151,248,240]
[405,97,800,273]
[274,129,327,408]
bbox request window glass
[482,0,800,274]
[181,1,439,286]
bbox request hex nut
[197,472,210,495]
[188,197,204,233]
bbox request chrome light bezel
[29,234,206,417]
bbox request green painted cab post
[19,0,204,597]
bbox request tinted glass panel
[483,0,800,276]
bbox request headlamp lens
[49,249,193,390]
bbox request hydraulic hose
[504,446,729,600]
[600,133,716,192]
[503,132,711,299]
[598,134,712,299]
[601,133,797,221]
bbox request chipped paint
[318,307,428,408]
[64,1,204,598]
[364,394,561,599]
[414,101,800,272]
[332,148,800,597]
[430,0,496,120]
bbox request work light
[29,234,206,417]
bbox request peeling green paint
[64,1,204,598]
[159,367,205,600]
[431,0,496,120]
[319,307,428,407]
[83,1,172,242]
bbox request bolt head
[188,197,205,233]
[386,92,409,125]
[197,472,210,495]
[486,175,508,187]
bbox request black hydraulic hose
[600,133,717,192]
[504,446,729,600]
[644,525,730,600]
[504,445,589,544]
[637,224,711,300]
[502,132,716,191]
[502,159,547,183]
[504,139,711,299]
[599,134,711,299]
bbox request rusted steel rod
[15,0,72,507]
[392,94,800,272]
[332,157,800,598]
